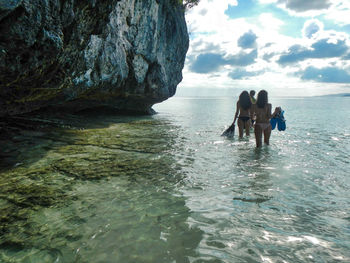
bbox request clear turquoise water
[0,96,349,262]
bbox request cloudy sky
[178,0,350,97]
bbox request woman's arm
[267,103,281,119]
[271,106,281,118]
[233,101,240,124]
[267,104,273,119]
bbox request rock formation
[0,0,189,116]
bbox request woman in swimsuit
[233,91,252,138]
[251,90,280,147]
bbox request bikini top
[255,104,270,123]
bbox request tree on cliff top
[173,0,200,9]
[183,0,200,9]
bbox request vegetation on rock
[183,0,200,9]
[173,0,200,9]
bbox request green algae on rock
[0,112,200,262]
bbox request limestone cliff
[0,0,188,116]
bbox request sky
[178,0,350,97]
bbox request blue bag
[270,117,277,130]
[270,109,286,131]
[277,110,286,131]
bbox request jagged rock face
[0,0,188,116]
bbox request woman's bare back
[236,101,250,117]
[253,103,272,123]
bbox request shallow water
[0,96,349,262]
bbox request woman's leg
[237,119,244,138]
[264,125,272,145]
[254,125,262,147]
[245,120,250,136]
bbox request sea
[0,95,349,263]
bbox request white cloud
[264,0,350,26]
[258,13,284,32]
[257,0,350,27]
[254,14,297,57]
[324,0,350,26]
[186,0,257,56]
[180,0,350,96]
[186,0,238,34]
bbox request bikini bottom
[255,122,271,131]
[238,116,250,124]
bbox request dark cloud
[237,31,257,49]
[262,52,275,62]
[228,68,264,80]
[304,21,321,38]
[189,53,225,74]
[227,49,258,66]
[189,49,258,74]
[277,44,309,64]
[278,38,349,65]
[297,66,350,83]
[190,40,204,50]
[278,0,331,12]
[190,40,221,53]
[311,39,348,57]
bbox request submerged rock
[0,0,188,116]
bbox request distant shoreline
[315,93,350,97]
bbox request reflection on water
[0,111,202,262]
[1,96,350,262]
[154,96,350,263]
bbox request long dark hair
[239,91,252,110]
[256,90,268,108]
